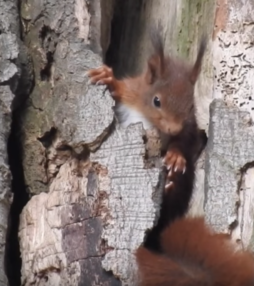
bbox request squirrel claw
[95,80,103,86]
[164,169,174,192]
[163,149,186,174]
[86,65,116,93]
[165,181,173,192]
[162,158,171,171]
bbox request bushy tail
[136,217,254,286]
[136,238,209,286]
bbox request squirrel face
[142,33,206,135]
[143,67,195,135]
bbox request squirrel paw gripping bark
[164,169,174,192]
[163,149,186,174]
[87,65,118,95]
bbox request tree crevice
[5,108,30,286]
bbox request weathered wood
[90,124,159,285]
[204,0,254,249]
[205,100,254,236]
[0,0,31,285]
[17,0,159,285]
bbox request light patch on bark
[213,0,254,122]
[19,159,88,285]
[75,0,90,40]
[212,0,228,40]
[188,166,205,217]
[0,34,19,82]
[231,168,254,249]
[205,99,254,236]
[19,121,160,286]
[91,123,160,286]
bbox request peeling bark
[0,0,33,285]
[205,100,254,234]
[17,0,157,285]
[205,0,254,249]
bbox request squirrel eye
[153,96,161,108]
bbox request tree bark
[3,0,254,286]
[0,0,33,285]
[205,0,254,248]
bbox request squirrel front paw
[87,65,115,88]
[163,149,186,174]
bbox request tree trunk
[0,0,33,285]
[2,0,254,286]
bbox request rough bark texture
[205,100,254,235]
[2,0,254,285]
[17,0,159,285]
[204,0,254,249]
[0,0,33,285]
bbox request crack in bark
[229,161,254,246]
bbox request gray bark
[204,0,254,249]
[0,0,33,285]
[18,0,126,284]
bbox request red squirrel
[87,27,207,190]
[87,28,254,285]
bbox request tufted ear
[145,23,165,84]
[189,36,207,84]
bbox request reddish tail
[136,217,254,286]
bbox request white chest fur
[114,103,152,129]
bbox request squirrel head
[143,30,207,135]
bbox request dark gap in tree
[37,127,57,149]
[39,25,57,82]
[40,51,54,81]
[17,0,23,41]
[40,25,52,42]
[5,106,29,286]
[105,0,144,77]
[4,6,33,280]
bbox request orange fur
[115,75,150,108]
[136,217,254,286]
[87,32,206,136]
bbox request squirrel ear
[145,55,162,84]
[145,23,165,84]
[190,36,207,84]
